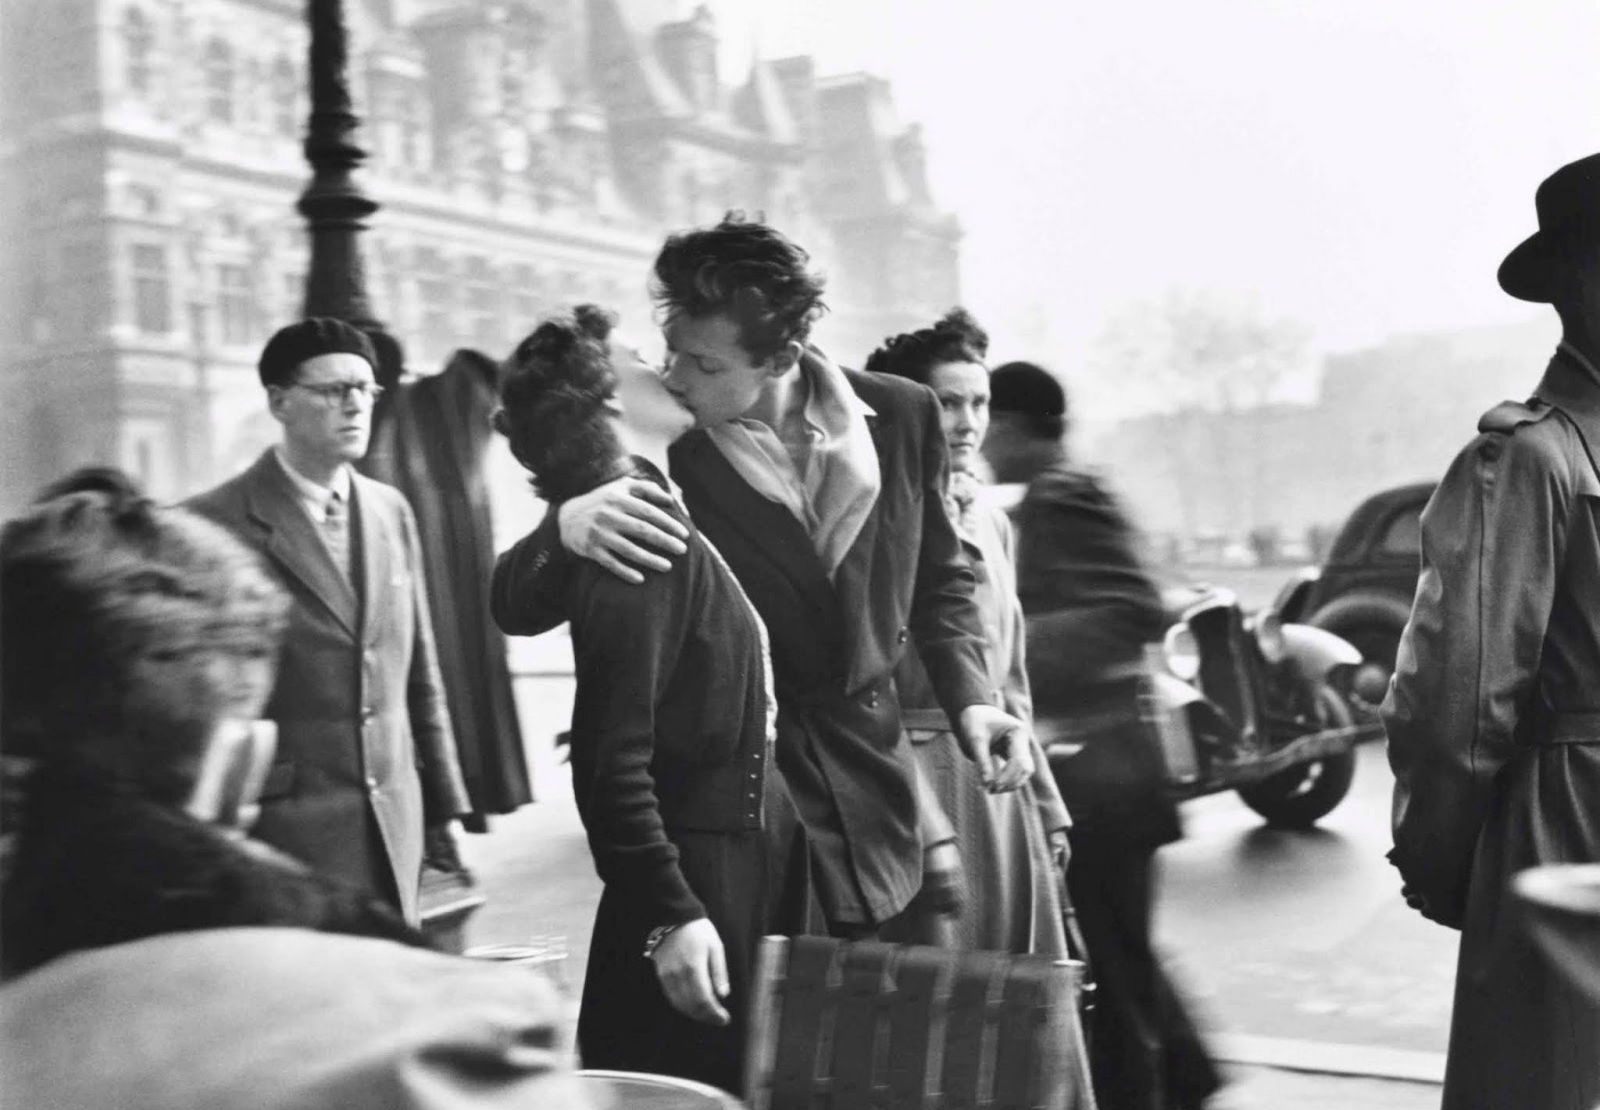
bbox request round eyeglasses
[290,380,385,406]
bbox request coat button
[897,627,908,644]
[361,706,375,722]
[365,776,378,791]
[867,690,880,709]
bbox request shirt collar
[274,447,352,506]
[799,347,875,430]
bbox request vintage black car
[1274,480,1435,689]
[1041,585,1385,828]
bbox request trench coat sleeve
[489,508,572,638]
[1017,471,1167,689]
[1384,426,1570,929]
[401,499,471,823]
[908,393,998,728]
[992,519,1073,835]
[569,568,707,928]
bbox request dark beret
[990,360,1067,418]
[258,318,378,388]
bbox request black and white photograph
[3,1,1600,1108]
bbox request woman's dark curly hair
[864,308,990,386]
[494,305,629,503]
[652,212,828,362]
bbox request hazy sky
[710,0,1600,409]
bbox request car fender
[1282,623,1362,680]
[1308,590,1413,638]
[1150,670,1205,709]
[1271,566,1321,622]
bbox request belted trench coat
[1385,344,1600,1110]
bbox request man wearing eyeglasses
[187,318,470,926]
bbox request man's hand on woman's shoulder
[557,475,690,584]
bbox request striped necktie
[322,488,351,580]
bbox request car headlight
[1252,612,1287,665]
[1163,623,1200,681]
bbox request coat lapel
[672,432,837,618]
[351,477,389,644]
[834,408,891,584]
[832,408,894,689]
[243,453,360,637]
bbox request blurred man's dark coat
[361,350,531,828]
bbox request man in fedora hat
[1385,153,1600,1110]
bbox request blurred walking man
[188,318,470,925]
[492,215,1033,938]
[985,361,1219,1110]
[1385,154,1600,1110]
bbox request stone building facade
[0,0,961,512]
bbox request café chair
[575,1069,747,1109]
[1514,862,1600,1003]
[743,935,1095,1110]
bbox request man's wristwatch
[642,923,681,959]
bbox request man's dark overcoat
[187,451,471,923]
[1386,345,1600,1110]
[492,368,993,928]
[1013,459,1218,1110]
[360,351,531,826]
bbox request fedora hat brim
[1499,230,1561,303]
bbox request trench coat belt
[1529,709,1600,744]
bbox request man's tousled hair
[651,212,827,362]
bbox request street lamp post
[299,0,383,331]
[298,0,481,952]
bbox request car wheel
[1330,623,1401,684]
[1236,687,1357,828]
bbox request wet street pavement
[1157,741,1455,1077]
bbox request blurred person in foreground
[2,929,583,1110]
[491,215,1033,940]
[493,306,811,1093]
[0,469,427,980]
[1385,153,1600,1109]
[865,309,1074,955]
[985,362,1220,1110]
[187,318,471,926]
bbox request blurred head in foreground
[1,467,288,806]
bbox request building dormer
[654,3,717,114]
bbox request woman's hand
[649,918,731,1026]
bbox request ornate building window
[122,7,154,97]
[217,263,252,345]
[509,264,540,335]
[417,251,454,361]
[464,258,502,351]
[203,38,235,124]
[131,243,170,334]
[272,56,298,138]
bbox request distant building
[1087,316,1560,549]
[0,0,961,511]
